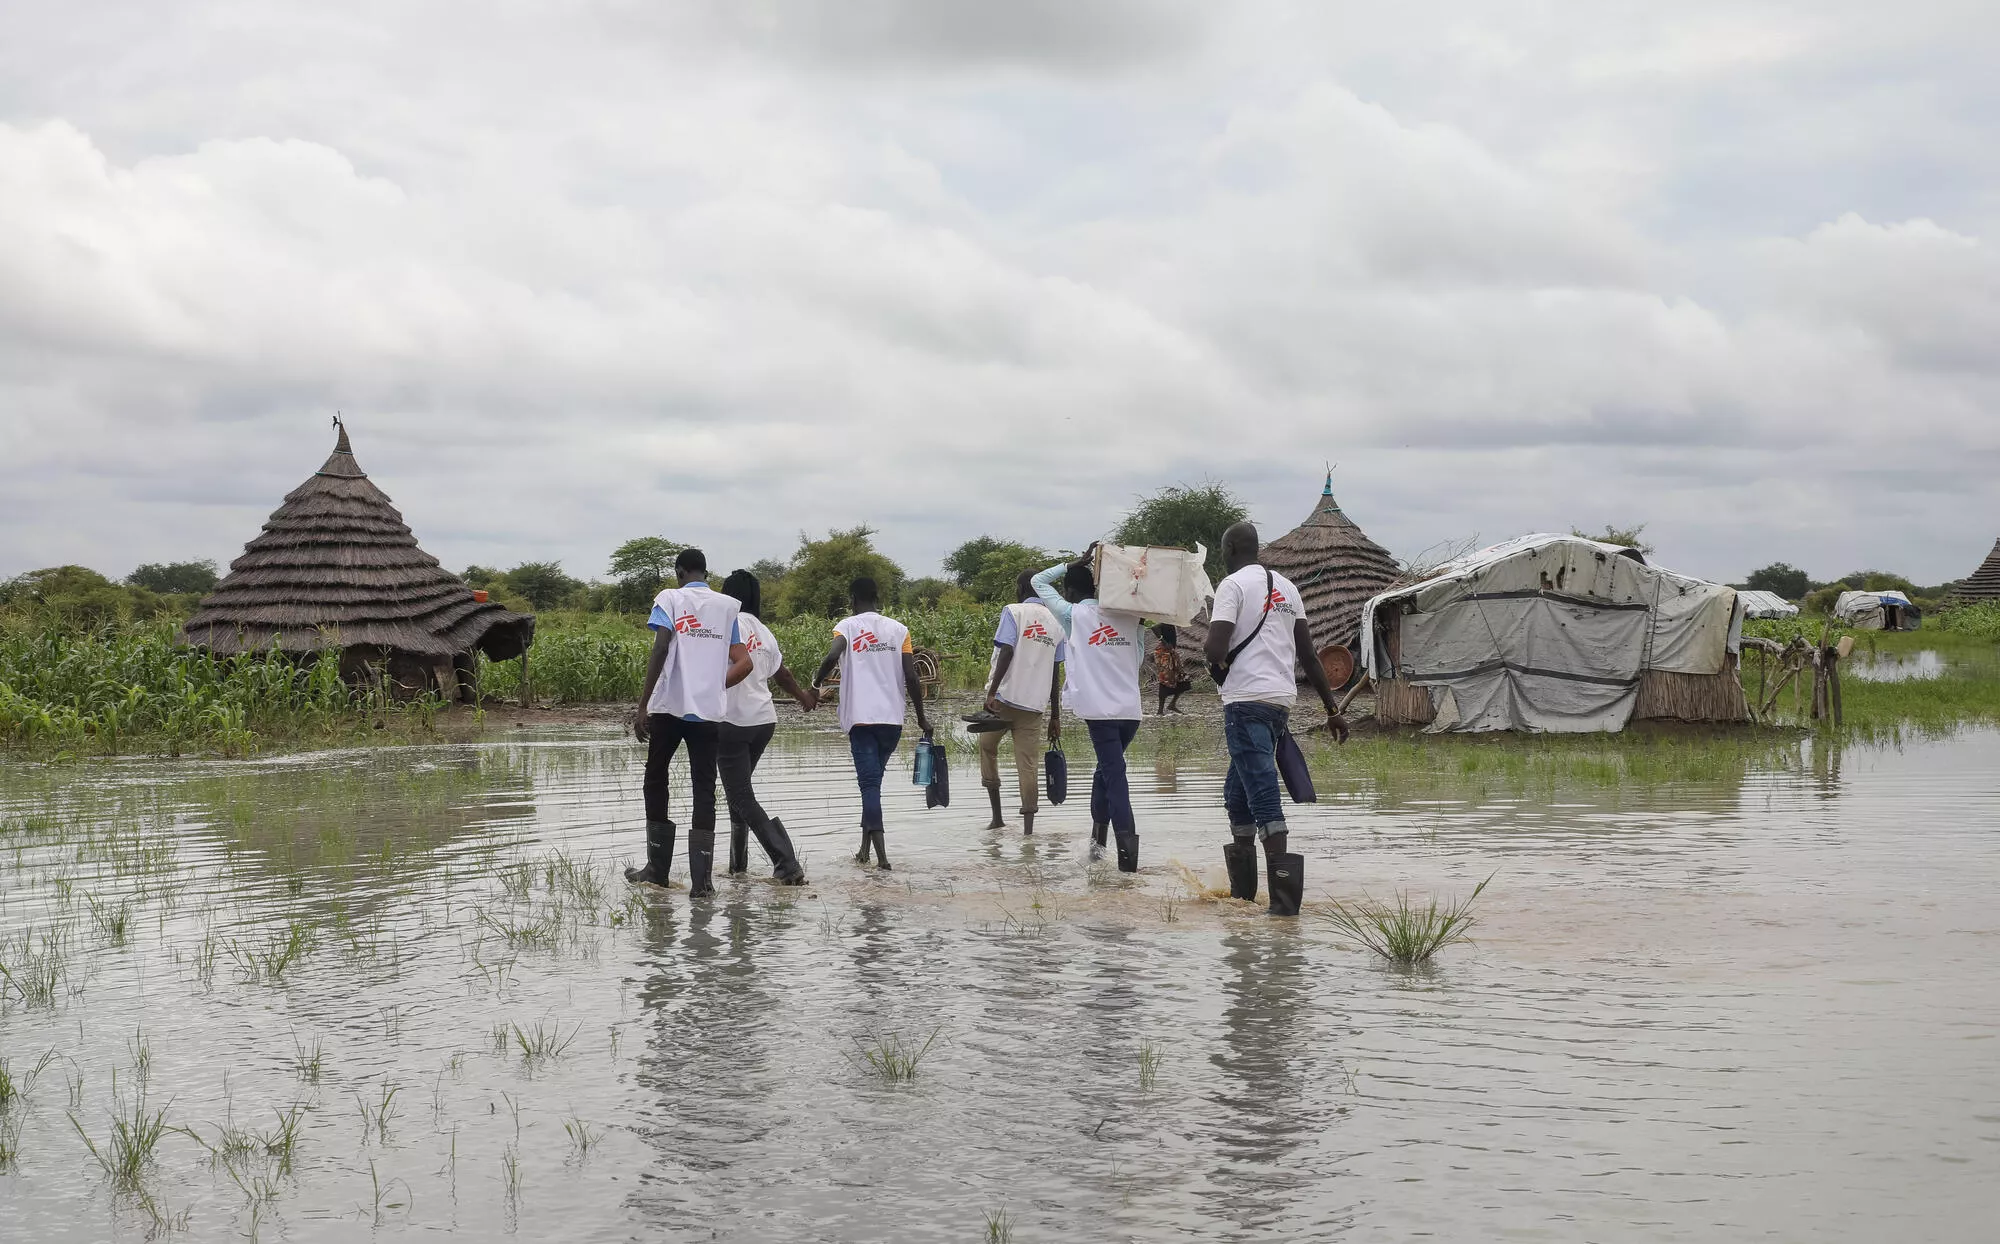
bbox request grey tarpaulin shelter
[1833,590,1921,631]
[1736,590,1799,619]
[1360,534,1747,733]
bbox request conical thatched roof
[1259,474,1400,651]
[1947,537,2000,605]
[181,425,535,660]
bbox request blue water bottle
[913,736,935,787]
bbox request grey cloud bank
[1,1,1995,588]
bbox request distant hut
[1946,537,2000,606]
[180,423,534,698]
[1165,474,1399,687]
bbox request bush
[1939,602,2000,643]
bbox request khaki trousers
[977,702,1043,815]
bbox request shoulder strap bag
[1208,566,1275,687]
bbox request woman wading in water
[718,569,813,885]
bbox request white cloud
[0,1,1997,591]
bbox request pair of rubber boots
[1224,839,1303,917]
[726,816,808,886]
[853,828,890,870]
[624,819,719,896]
[1089,822,1140,873]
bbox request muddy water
[1,724,1996,1241]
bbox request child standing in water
[812,577,931,870]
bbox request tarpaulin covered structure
[1736,590,1800,619]
[1833,589,1921,631]
[1360,534,1747,733]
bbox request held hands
[798,687,820,713]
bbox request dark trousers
[644,714,719,839]
[847,724,903,831]
[1222,701,1288,834]
[718,721,802,878]
[1086,718,1140,834]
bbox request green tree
[606,536,685,613]
[967,542,1053,603]
[903,576,963,608]
[463,565,501,588]
[944,536,1006,588]
[1570,524,1655,555]
[502,561,584,610]
[779,526,904,619]
[1744,562,1813,600]
[1,566,162,626]
[125,559,220,596]
[1112,482,1248,582]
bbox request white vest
[723,613,783,728]
[834,612,909,731]
[1064,600,1145,720]
[994,601,1064,711]
[646,584,741,721]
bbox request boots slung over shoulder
[1266,853,1304,918]
[625,820,677,886]
[1223,839,1259,901]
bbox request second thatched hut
[180,424,534,699]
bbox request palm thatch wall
[180,425,534,693]
[1946,537,2000,605]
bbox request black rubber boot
[854,828,873,865]
[1266,853,1304,917]
[625,819,676,885]
[868,830,890,871]
[727,817,749,875]
[1090,821,1108,861]
[1115,831,1139,874]
[1223,838,1259,901]
[760,817,807,885]
[984,782,1005,830]
[687,823,716,897]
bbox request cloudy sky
[3,1,1996,588]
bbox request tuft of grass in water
[88,894,134,946]
[0,924,70,1007]
[1138,1041,1165,1091]
[363,1157,413,1224]
[563,1115,603,1159]
[509,1020,580,1067]
[853,1026,944,1083]
[228,920,314,984]
[289,1032,325,1084]
[984,1208,1015,1242]
[70,1083,172,1191]
[501,1143,523,1210]
[1320,875,1493,966]
[355,1082,401,1143]
[0,1049,57,1113]
[136,1189,191,1235]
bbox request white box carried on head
[1091,543,1214,625]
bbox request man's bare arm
[1294,617,1348,742]
[633,629,672,740]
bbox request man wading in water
[812,577,931,870]
[718,569,812,886]
[1033,550,1146,869]
[1203,522,1347,915]
[976,571,1066,834]
[628,548,745,896]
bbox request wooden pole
[520,651,532,708]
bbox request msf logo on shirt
[1086,624,1130,647]
[675,613,724,640]
[1264,590,1296,616]
[851,630,893,654]
[1020,621,1053,643]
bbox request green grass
[70,1084,172,1191]
[853,1026,944,1083]
[984,1208,1015,1242]
[1321,875,1491,965]
[1138,1041,1165,1091]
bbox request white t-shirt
[645,583,742,721]
[723,612,783,728]
[833,611,912,731]
[1210,564,1306,707]
[989,601,1068,712]
[1064,600,1145,721]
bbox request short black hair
[1065,560,1095,601]
[675,547,707,576]
[1016,570,1037,603]
[849,576,880,607]
[721,569,761,618]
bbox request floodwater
[2,721,1997,1241]
[1846,648,1946,682]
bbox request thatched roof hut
[1259,474,1401,652]
[1946,537,2000,605]
[181,423,534,695]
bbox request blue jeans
[1223,701,1289,837]
[1087,719,1139,835]
[847,724,904,831]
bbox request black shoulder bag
[1208,567,1274,687]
